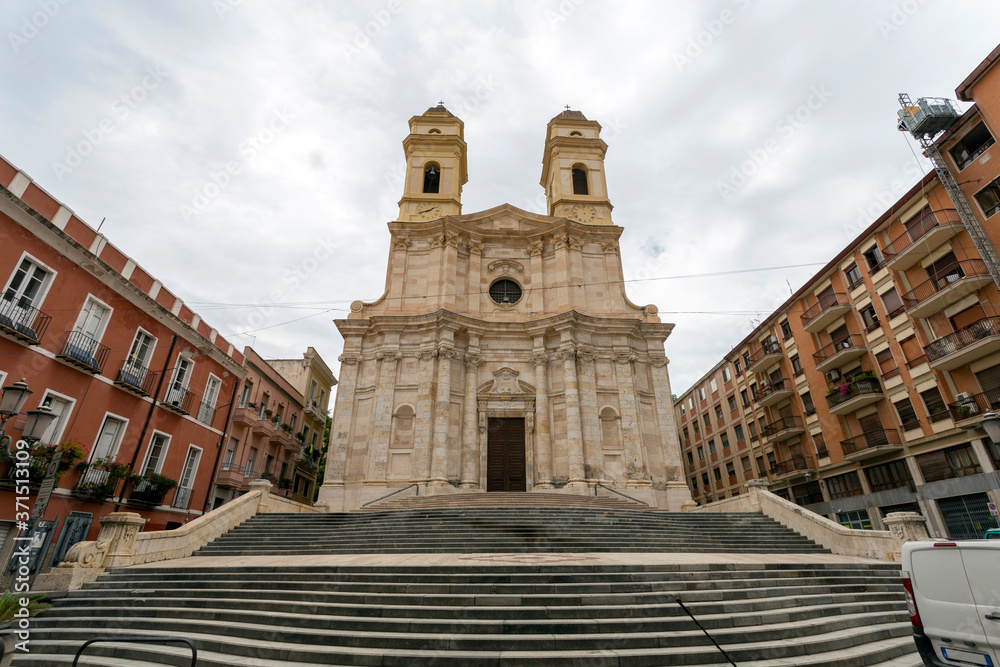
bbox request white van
[902,540,1000,666]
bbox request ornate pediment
[477,367,535,397]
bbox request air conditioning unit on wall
[955,392,975,403]
[826,370,841,382]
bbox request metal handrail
[73,636,197,666]
[593,482,649,506]
[360,483,419,507]
[673,596,737,666]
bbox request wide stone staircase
[15,502,920,666]
[193,507,830,556]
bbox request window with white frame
[289,414,297,431]
[73,296,112,343]
[165,357,193,405]
[3,256,52,310]
[173,445,202,509]
[721,367,731,382]
[140,432,170,475]
[709,378,718,393]
[127,329,156,370]
[37,392,74,446]
[698,387,706,401]
[199,375,221,424]
[90,415,127,463]
[239,381,252,408]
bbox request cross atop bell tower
[397,105,468,222]
[540,109,613,225]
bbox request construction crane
[897,93,1000,290]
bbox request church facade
[317,106,694,510]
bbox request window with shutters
[726,462,736,479]
[720,432,730,450]
[74,295,112,343]
[812,432,828,458]
[926,251,963,286]
[698,387,706,401]
[714,405,724,421]
[691,477,698,490]
[740,389,750,408]
[862,244,885,272]
[876,348,898,379]
[713,467,722,482]
[741,456,751,472]
[756,456,766,474]
[734,359,743,376]
[899,336,926,368]
[748,421,758,441]
[917,444,982,482]
[864,460,914,493]
[727,395,737,412]
[801,391,816,416]
[951,303,988,330]
[844,264,863,290]
[780,319,792,339]
[791,354,804,377]
[697,446,704,460]
[708,439,716,455]
[3,256,52,310]
[687,451,694,466]
[702,473,710,487]
[975,178,1000,218]
[893,397,921,431]
[879,287,905,320]
[709,378,718,393]
[975,364,1000,395]
[919,387,950,423]
[734,424,745,442]
[861,304,880,332]
[722,367,732,382]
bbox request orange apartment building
[0,153,250,575]
[675,43,1000,539]
[213,346,323,509]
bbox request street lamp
[21,403,56,446]
[0,378,33,457]
[980,412,1000,444]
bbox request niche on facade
[600,406,624,481]
[388,404,415,479]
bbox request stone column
[615,352,649,486]
[649,353,684,479]
[467,238,484,314]
[884,511,931,561]
[528,239,545,313]
[317,352,360,510]
[410,349,437,485]
[970,437,997,473]
[368,349,401,482]
[429,345,456,485]
[460,350,484,488]
[97,512,146,568]
[559,344,586,486]
[532,348,553,488]
[576,347,602,481]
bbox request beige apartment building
[675,44,1000,539]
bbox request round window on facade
[489,279,522,305]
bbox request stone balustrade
[688,480,928,561]
[35,480,319,590]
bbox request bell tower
[397,105,468,222]
[540,109,613,225]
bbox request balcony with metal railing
[769,455,816,482]
[747,340,783,374]
[801,293,852,333]
[948,389,1000,425]
[216,462,246,489]
[197,400,217,425]
[754,378,794,407]
[114,359,157,397]
[56,330,110,374]
[884,209,963,271]
[840,428,903,462]
[761,415,805,442]
[826,377,884,415]
[813,335,867,373]
[925,317,1000,371]
[160,385,196,416]
[0,295,51,345]
[902,260,992,318]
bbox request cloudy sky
[2,1,999,395]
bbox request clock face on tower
[416,203,442,220]
[567,204,597,223]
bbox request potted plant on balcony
[280,423,292,433]
[260,472,278,485]
[73,457,131,503]
[129,471,178,507]
[295,431,306,443]
[263,409,273,419]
